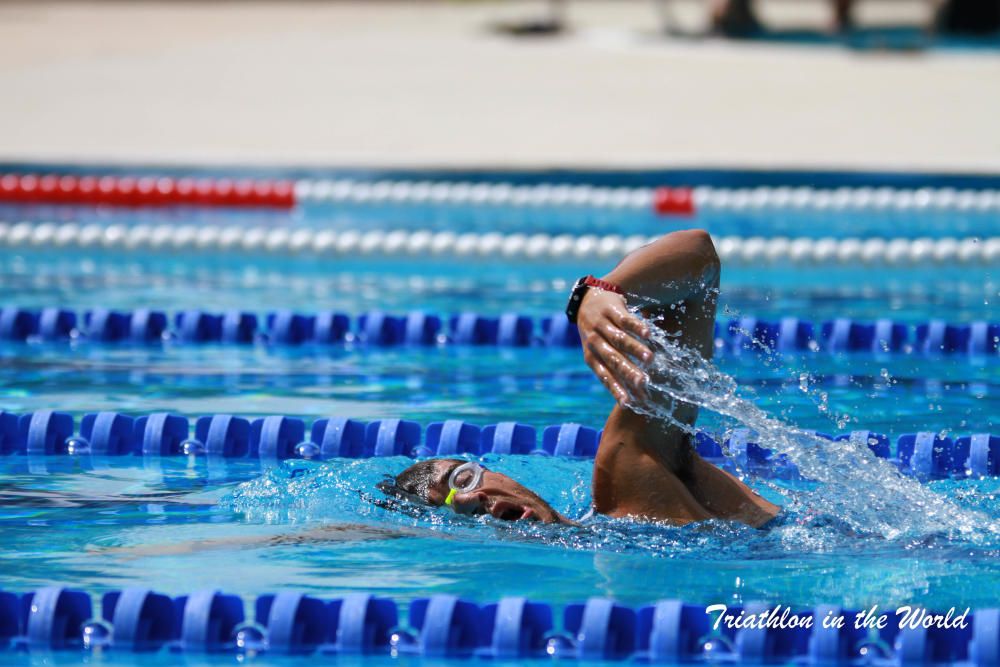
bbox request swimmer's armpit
[90,523,430,560]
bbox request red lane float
[0,174,296,210]
[653,186,696,217]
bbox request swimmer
[381,230,781,528]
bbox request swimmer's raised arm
[576,229,720,404]
[603,229,720,311]
[580,230,778,527]
[382,229,771,528]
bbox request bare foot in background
[832,0,856,33]
[491,0,567,37]
[709,0,762,37]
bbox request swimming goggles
[443,461,485,507]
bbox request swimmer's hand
[577,287,653,405]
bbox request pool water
[0,170,998,664]
[2,347,997,437]
[4,455,999,607]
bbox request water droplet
[64,436,90,455]
[180,439,205,455]
[629,316,989,540]
[294,441,320,459]
[545,635,574,657]
[233,622,266,651]
[82,620,112,650]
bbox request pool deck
[0,0,998,172]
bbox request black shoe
[491,19,566,37]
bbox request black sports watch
[565,275,624,324]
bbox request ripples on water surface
[3,337,995,614]
[211,326,1000,610]
[2,346,998,433]
[2,253,997,322]
[0,203,996,632]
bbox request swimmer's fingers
[584,354,630,405]
[604,306,652,354]
[605,302,649,338]
[586,333,648,402]
[575,288,650,403]
[596,320,652,365]
[592,330,649,395]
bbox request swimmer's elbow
[657,229,719,285]
[685,229,720,275]
[649,229,718,266]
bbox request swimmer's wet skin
[385,230,781,528]
[378,458,571,524]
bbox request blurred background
[0,0,997,172]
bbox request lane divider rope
[295,180,1000,215]
[1,220,997,267]
[1,306,998,356]
[0,174,295,209]
[1,587,995,662]
[4,173,1000,215]
[2,410,997,480]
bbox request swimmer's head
[377,458,567,524]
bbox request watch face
[565,276,591,324]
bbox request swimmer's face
[390,459,567,524]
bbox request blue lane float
[0,409,998,480]
[478,597,552,659]
[175,590,245,652]
[403,311,440,345]
[564,598,636,660]
[326,593,397,654]
[255,592,327,654]
[366,419,422,458]
[84,309,130,342]
[542,423,600,457]
[636,600,715,662]
[130,308,169,343]
[18,586,93,650]
[421,420,481,457]
[175,310,223,343]
[134,412,188,456]
[101,588,177,652]
[1,306,998,357]
[0,587,995,664]
[38,307,76,340]
[20,410,74,456]
[481,422,537,455]
[78,411,134,456]
[310,417,366,459]
[192,415,251,458]
[250,416,305,459]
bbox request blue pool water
[0,168,998,664]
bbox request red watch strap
[584,275,624,295]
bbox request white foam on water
[629,314,994,542]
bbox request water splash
[630,317,993,541]
[221,314,998,550]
